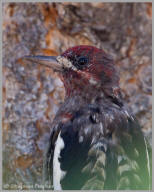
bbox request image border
[1,0,153,192]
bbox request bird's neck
[60,72,123,107]
[65,87,104,103]
[55,88,124,124]
[64,85,123,107]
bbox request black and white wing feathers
[43,103,151,190]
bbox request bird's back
[43,96,151,190]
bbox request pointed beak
[22,55,63,72]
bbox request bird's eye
[78,56,88,66]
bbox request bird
[23,45,151,190]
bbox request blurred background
[2,2,152,190]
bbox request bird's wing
[43,106,151,190]
[103,116,151,190]
[43,105,108,190]
[43,121,62,190]
[81,115,151,190]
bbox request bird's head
[23,45,122,102]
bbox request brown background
[2,2,152,190]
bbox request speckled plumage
[25,45,151,190]
[44,95,151,190]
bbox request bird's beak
[22,55,63,72]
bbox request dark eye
[78,56,88,66]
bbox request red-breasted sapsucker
[24,45,151,190]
